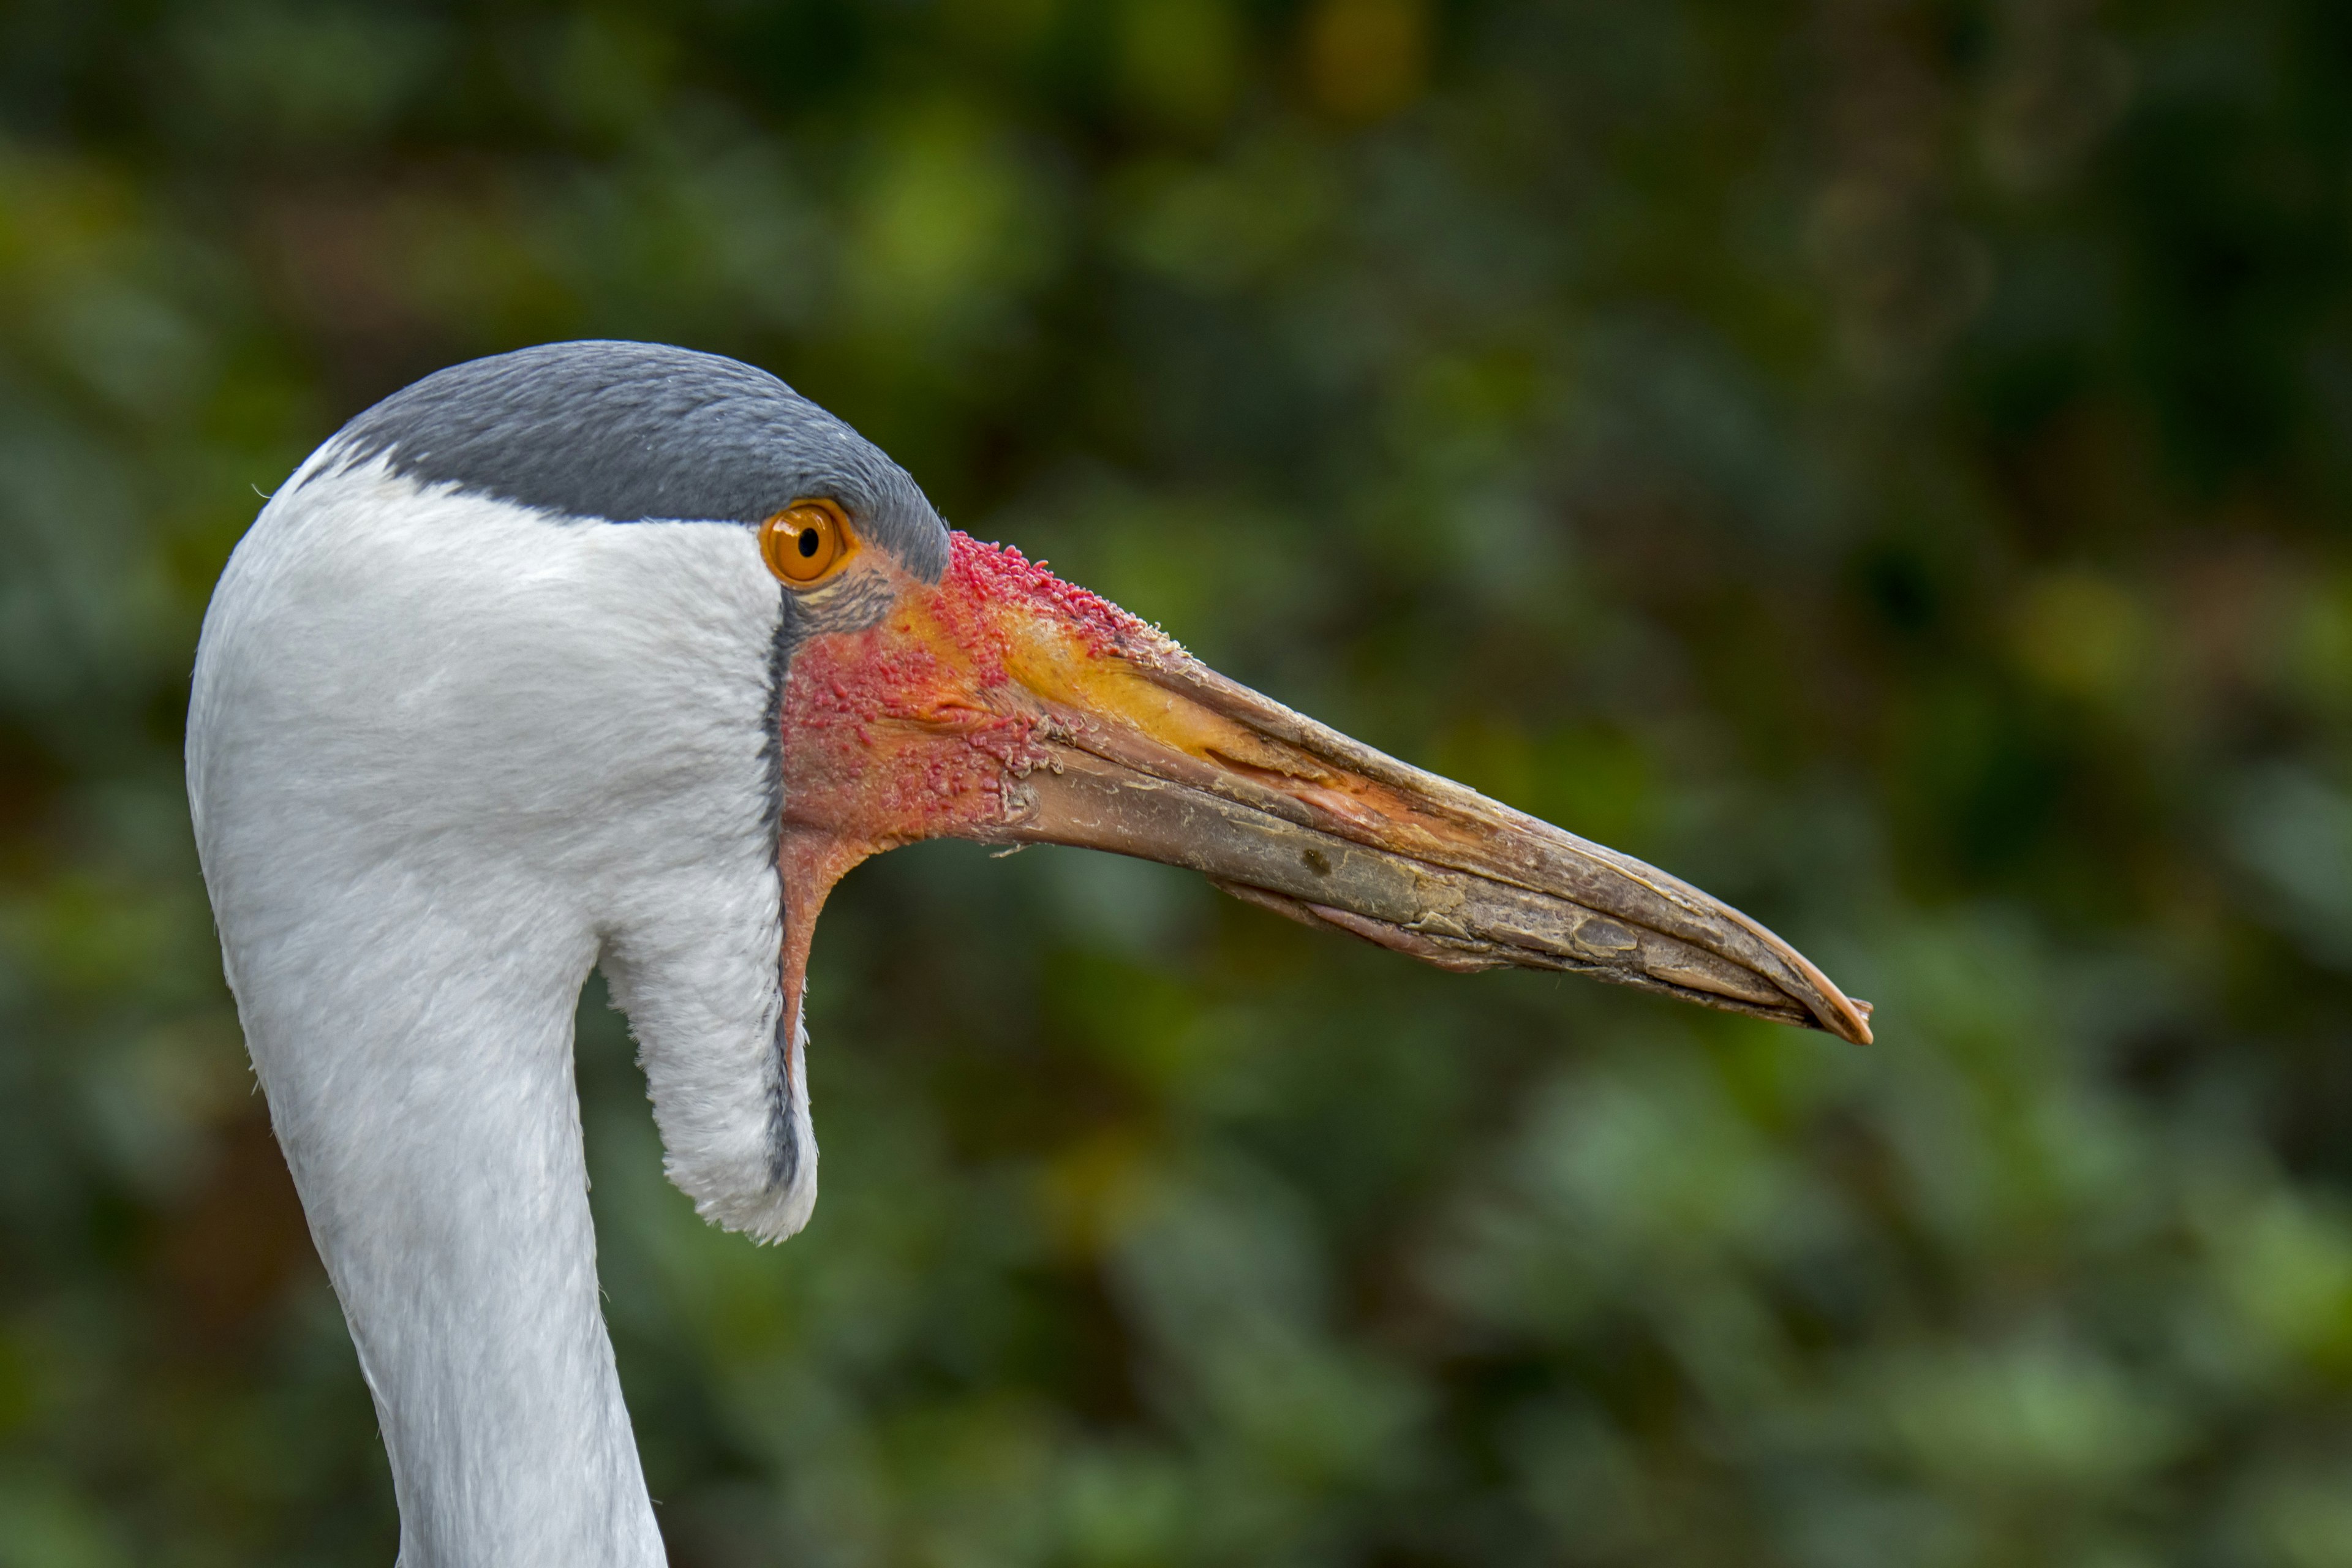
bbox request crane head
[194,340,1867,1248]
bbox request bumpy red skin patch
[773,532,1174,1019]
[938,530,1158,672]
[780,533,1160,843]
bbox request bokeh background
[5,0,2352,1563]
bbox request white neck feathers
[188,464,810,1566]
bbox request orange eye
[760,500,853,586]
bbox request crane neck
[267,909,665,1568]
[187,467,812,1566]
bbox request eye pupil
[797,528,820,558]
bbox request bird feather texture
[189,453,809,1567]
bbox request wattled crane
[187,341,1869,1567]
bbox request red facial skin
[773,531,1180,1025]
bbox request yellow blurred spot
[1301,0,1428,123]
[2011,569,2146,700]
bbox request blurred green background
[5,0,2352,1563]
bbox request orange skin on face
[773,531,1179,1023]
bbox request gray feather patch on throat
[766,1006,802,1193]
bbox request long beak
[778,534,1872,1045]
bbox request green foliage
[6,1,2352,1562]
